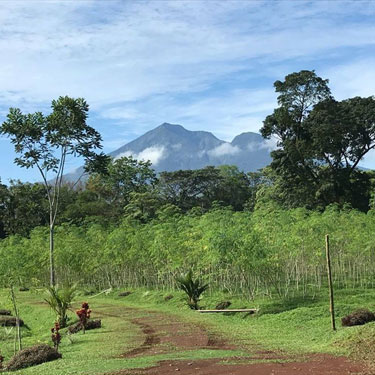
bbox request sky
[0,0,374,183]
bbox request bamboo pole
[325,234,336,331]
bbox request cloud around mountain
[116,145,168,166]
[64,123,273,182]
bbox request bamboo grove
[1,204,375,299]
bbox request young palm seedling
[44,285,77,328]
[176,270,208,310]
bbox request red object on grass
[51,321,61,350]
[76,302,91,333]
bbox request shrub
[176,270,208,310]
[342,309,375,327]
[6,344,61,371]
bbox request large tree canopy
[87,156,157,208]
[261,70,375,211]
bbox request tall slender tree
[0,96,104,286]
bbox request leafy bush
[44,285,77,328]
[176,270,208,310]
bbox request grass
[1,286,375,374]
[96,286,375,355]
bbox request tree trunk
[50,223,56,287]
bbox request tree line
[0,162,261,238]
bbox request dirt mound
[6,344,61,371]
[0,316,24,327]
[342,308,375,327]
[119,291,132,297]
[68,319,102,334]
[215,301,231,310]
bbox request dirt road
[99,307,366,375]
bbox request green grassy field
[0,287,374,374]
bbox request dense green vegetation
[1,204,374,300]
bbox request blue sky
[0,0,374,183]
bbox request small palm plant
[176,270,208,310]
[44,285,77,328]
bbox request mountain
[111,123,225,171]
[65,123,272,181]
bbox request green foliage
[44,285,77,327]
[0,96,105,286]
[2,197,375,300]
[158,166,253,211]
[0,180,49,237]
[261,70,375,210]
[88,156,157,207]
[176,270,208,310]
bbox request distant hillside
[64,123,272,181]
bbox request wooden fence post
[325,234,336,331]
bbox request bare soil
[105,307,367,375]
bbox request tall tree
[261,70,375,210]
[0,180,49,237]
[157,166,252,211]
[88,156,157,207]
[0,96,104,286]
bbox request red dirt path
[105,309,368,375]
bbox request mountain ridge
[65,123,272,181]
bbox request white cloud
[115,146,167,166]
[0,1,374,110]
[326,59,375,100]
[248,138,278,152]
[208,143,240,158]
[114,151,132,160]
